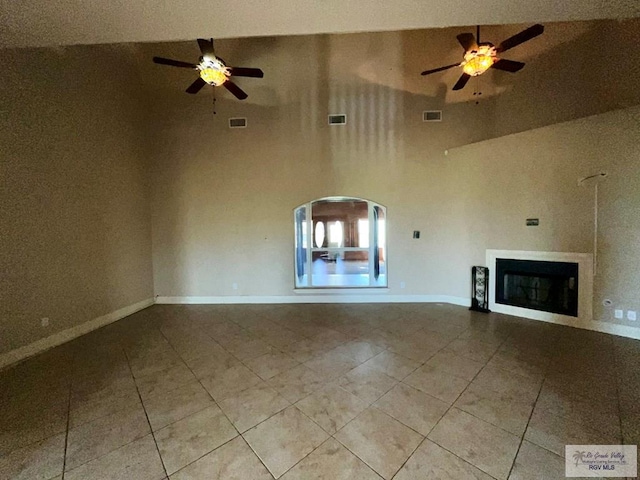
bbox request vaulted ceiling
[1,0,638,48]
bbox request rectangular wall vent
[229,117,247,128]
[328,114,347,125]
[423,110,442,122]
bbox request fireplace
[495,259,578,317]
[486,250,593,324]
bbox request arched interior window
[294,197,387,288]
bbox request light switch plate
[614,309,623,319]
[627,311,637,321]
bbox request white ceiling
[1,0,638,48]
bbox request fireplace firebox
[495,259,579,317]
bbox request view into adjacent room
[295,198,386,288]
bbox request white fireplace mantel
[486,250,594,327]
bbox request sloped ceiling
[1,0,638,48]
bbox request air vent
[229,117,247,128]
[328,114,347,125]
[423,110,442,122]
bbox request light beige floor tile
[386,338,441,363]
[267,364,326,403]
[199,363,262,401]
[69,384,141,428]
[337,364,397,404]
[143,380,214,431]
[65,434,165,480]
[282,338,332,363]
[184,349,239,379]
[304,351,361,380]
[65,405,150,470]
[428,408,520,480]
[330,341,385,363]
[404,364,469,404]
[0,433,65,480]
[0,401,68,456]
[394,439,494,480]
[218,383,290,432]
[426,349,485,381]
[169,436,271,480]
[524,408,620,458]
[135,363,196,402]
[247,324,304,349]
[246,351,300,380]
[374,383,449,435]
[509,440,568,480]
[488,350,548,380]
[155,405,238,475]
[535,384,621,438]
[281,438,382,480]
[446,338,499,363]
[454,383,534,436]
[311,329,353,350]
[471,366,542,404]
[360,351,421,380]
[225,338,275,361]
[335,407,423,479]
[243,406,329,479]
[295,383,368,434]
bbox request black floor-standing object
[470,266,491,313]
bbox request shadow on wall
[144,19,640,297]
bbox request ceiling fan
[420,24,544,91]
[152,38,264,100]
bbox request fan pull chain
[212,89,217,115]
[472,76,482,104]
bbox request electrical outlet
[400,281,406,289]
[614,309,623,319]
[232,283,238,290]
[627,311,637,321]
[41,317,49,327]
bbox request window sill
[294,288,389,295]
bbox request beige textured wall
[0,45,154,354]
[149,21,639,331]
[446,106,640,328]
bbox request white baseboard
[155,294,471,306]
[0,297,155,370]
[520,314,640,341]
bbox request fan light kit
[198,57,229,86]
[462,45,497,76]
[152,38,264,100]
[421,24,544,90]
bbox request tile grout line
[611,340,625,445]
[122,343,170,480]
[154,323,279,478]
[504,334,562,479]
[412,330,510,480]
[60,354,75,480]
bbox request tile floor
[1,303,638,480]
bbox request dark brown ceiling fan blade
[452,73,471,90]
[456,33,478,51]
[197,38,215,57]
[229,67,264,78]
[497,24,544,53]
[491,59,525,72]
[421,63,460,76]
[153,57,197,69]
[186,77,207,94]
[224,80,248,100]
